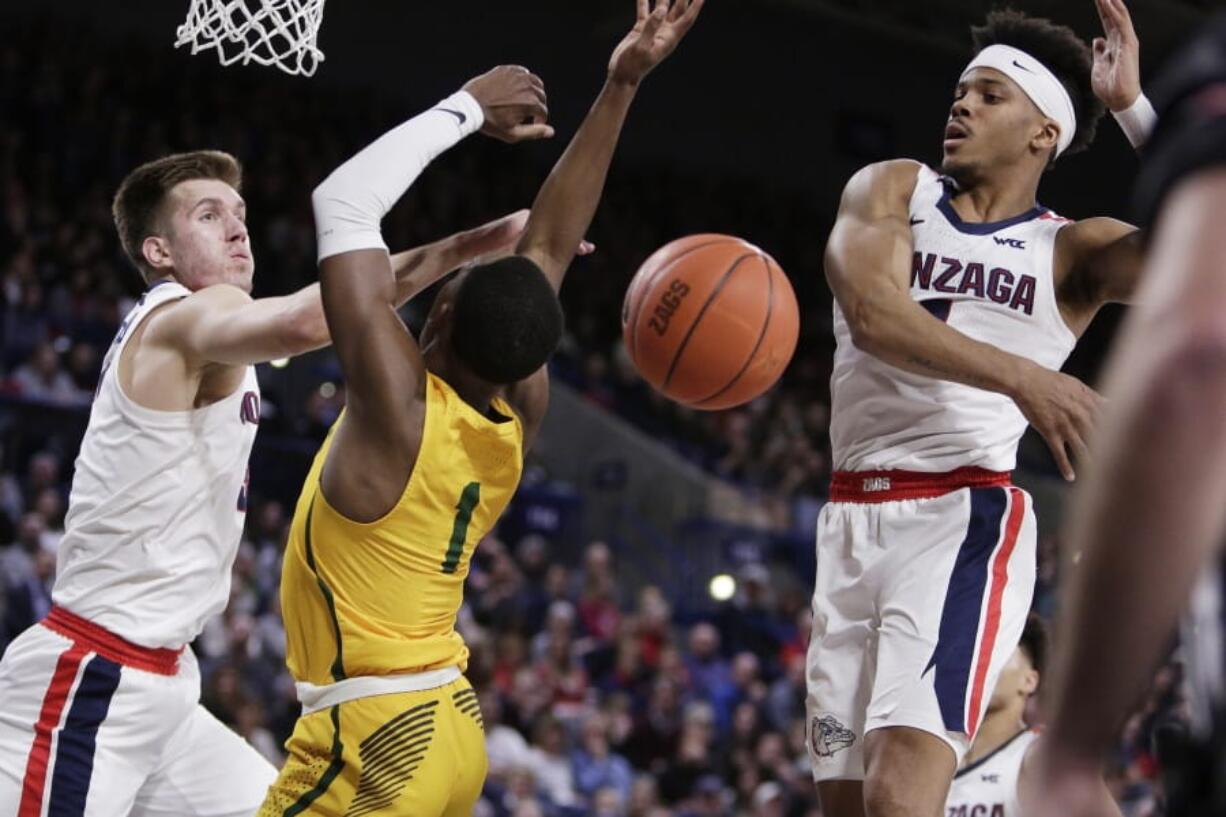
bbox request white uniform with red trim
[945,728,1040,817]
[806,165,1074,781]
[0,281,275,816]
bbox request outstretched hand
[609,0,705,86]
[463,65,554,143]
[1092,0,1142,112]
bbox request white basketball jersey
[946,729,1039,817]
[830,165,1077,472]
[52,280,260,648]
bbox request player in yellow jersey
[257,2,705,815]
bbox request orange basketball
[621,234,799,411]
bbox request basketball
[621,234,799,411]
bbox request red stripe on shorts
[965,487,1026,737]
[18,644,89,817]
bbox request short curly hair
[971,9,1107,159]
[450,256,563,385]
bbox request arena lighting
[319,382,336,398]
[270,358,289,369]
[709,574,736,602]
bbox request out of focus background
[0,1,1209,815]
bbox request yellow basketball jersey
[281,371,524,685]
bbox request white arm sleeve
[1112,93,1158,151]
[312,90,484,262]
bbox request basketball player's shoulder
[840,159,924,215]
[145,284,249,334]
[1057,216,1135,244]
[1053,215,1138,267]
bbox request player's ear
[1021,667,1040,697]
[1031,120,1060,155]
[142,235,174,271]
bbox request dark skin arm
[505,0,705,443]
[319,67,550,522]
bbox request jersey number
[440,482,481,574]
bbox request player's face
[987,645,1039,713]
[941,69,1055,184]
[159,179,254,292]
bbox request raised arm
[826,158,1101,480]
[1042,0,1148,331]
[1092,0,1156,152]
[516,0,704,291]
[307,68,549,518]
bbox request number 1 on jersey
[441,482,481,574]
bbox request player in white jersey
[807,3,1152,816]
[945,615,1120,817]
[0,142,552,816]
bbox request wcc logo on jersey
[810,715,856,758]
[912,251,1036,315]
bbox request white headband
[961,44,1077,157]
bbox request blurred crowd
[0,15,1186,817]
[0,467,1182,816]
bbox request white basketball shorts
[0,606,276,816]
[805,468,1037,782]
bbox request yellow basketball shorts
[258,677,487,817]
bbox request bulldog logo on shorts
[811,715,856,758]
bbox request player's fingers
[1069,431,1091,473]
[644,0,668,35]
[578,240,596,256]
[1109,0,1138,42]
[667,0,688,23]
[1042,428,1076,481]
[507,123,556,142]
[1093,37,1108,57]
[516,98,548,122]
[1096,0,1121,34]
[1099,0,1123,27]
[1110,0,1136,28]
[675,0,705,34]
[635,0,649,23]
[525,84,548,111]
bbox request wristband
[1112,93,1158,149]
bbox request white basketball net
[175,0,327,77]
